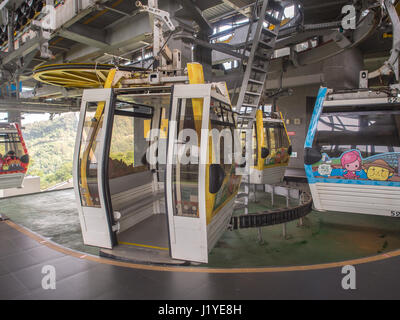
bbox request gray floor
[100,214,184,265]
[285,168,306,178]
[1,220,400,300]
[118,214,169,248]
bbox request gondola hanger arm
[135,1,175,31]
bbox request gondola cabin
[73,63,241,263]
[304,87,400,217]
[0,123,29,189]
[249,110,292,184]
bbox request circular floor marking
[6,219,400,274]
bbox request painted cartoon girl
[340,150,363,179]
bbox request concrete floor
[1,188,400,268]
[0,189,99,256]
[1,220,400,300]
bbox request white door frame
[73,88,115,249]
[166,84,212,263]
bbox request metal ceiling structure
[0,0,396,114]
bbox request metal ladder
[234,114,256,215]
[234,0,284,215]
[234,0,284,115]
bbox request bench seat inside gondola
[108,169,165,234]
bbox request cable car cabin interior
[304,87,400,217]
[0,123,29,189]
[249,110,292,185]
[74,81,241,264]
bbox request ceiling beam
[221,0,251,17]
[57,23,109,48]
[52,7,157,63]
[0,98,79,113]
[1,36,41,66]
[176,0,213,34]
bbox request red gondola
[0,123,29,189]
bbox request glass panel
[172,98,200,218]
[210,101,235,174]
[280,124,290,148]
[171,97,241,219]
[311,110,400,182]
[157,107,168,183]
[269,127,276,150]
[313,112,400,158]
[265,122,292,165]
[108,114,149,179]
[209,99,241,214]
[264,125,270,149]
[78,101,105,208]
[274,126,281,148]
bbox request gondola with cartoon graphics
[249,110,292,185]
[305,87,400,216]
[0,123,29,189]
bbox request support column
[168,30,193,69]
[8,111,21,125]
[193,33,212,82]
[7,9,14,54]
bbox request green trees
[22,112,135,190]
[109,115,135,166]
[23,113,78,190]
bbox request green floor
[0,189,99,256]
[1,188,400,268]
[206,190,400,267]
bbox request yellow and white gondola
[249,110,292,185]
[72,63,241,263]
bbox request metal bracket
[289,47,301,67]
[39,41,53,59]
[135,1,175,31]
[375,0,400,82]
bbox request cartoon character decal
[340,150,363,179]
[317,163,332,176]
[364,159,395,181]
[312,149,400,183]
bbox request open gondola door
[166,83,240,263]
[73,88,116,249]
